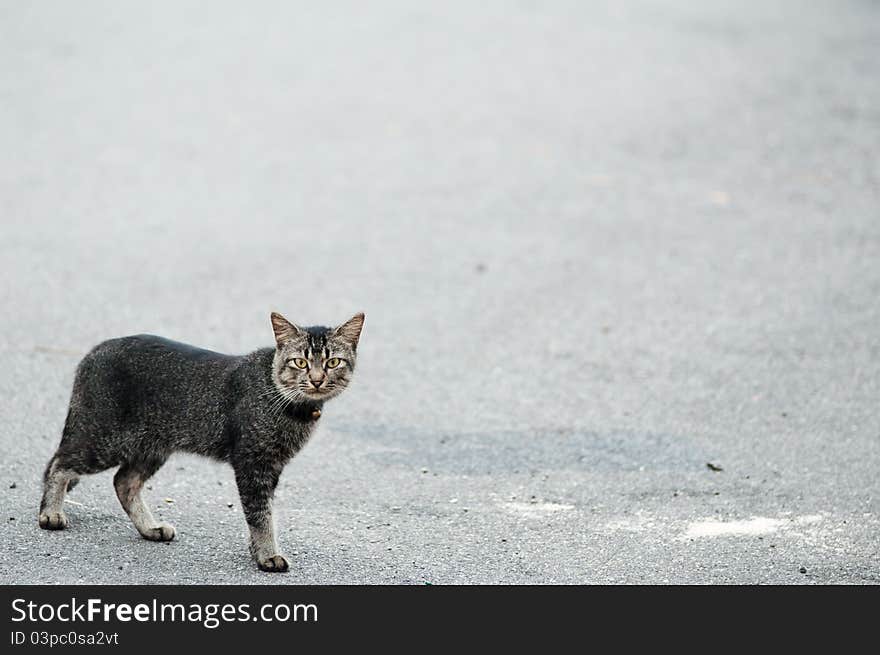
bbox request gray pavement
[1,1,878,584]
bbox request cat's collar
[284,402,323,423]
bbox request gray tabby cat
[38,312,364,572]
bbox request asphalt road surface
[1,1,878,584]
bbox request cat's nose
[311,378,325,389]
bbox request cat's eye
[290,358,308,369]
[325,358,341,369]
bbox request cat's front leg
[234,460,288,572]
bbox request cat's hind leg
[38,455,78,530]
[39,410,107,529]
[114,460,175,542]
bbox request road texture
[1,1,878,584]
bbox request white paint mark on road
[685,517,784,538]
[682,514,823,539]
[504,502,574,519]
[603,512,658,533]
[793,514,823,526]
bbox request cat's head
[269,311,364,403]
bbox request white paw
[39,511,68,530]
[257,554,289,572]
[142,523,176,542]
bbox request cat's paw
[38,511,68,530]
[257,554,290,573]
[142,523,176,542]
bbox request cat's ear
[335,312,365,349]
[270,312,303,347]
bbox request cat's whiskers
[258,385,286,399]
[266,385,304,422]
[268,399,289,423]
[268,387,294,410]
[264,387,288,414]
[267,394,289,412]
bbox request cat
[38,311,364,572]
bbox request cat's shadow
[331,422,707,475]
